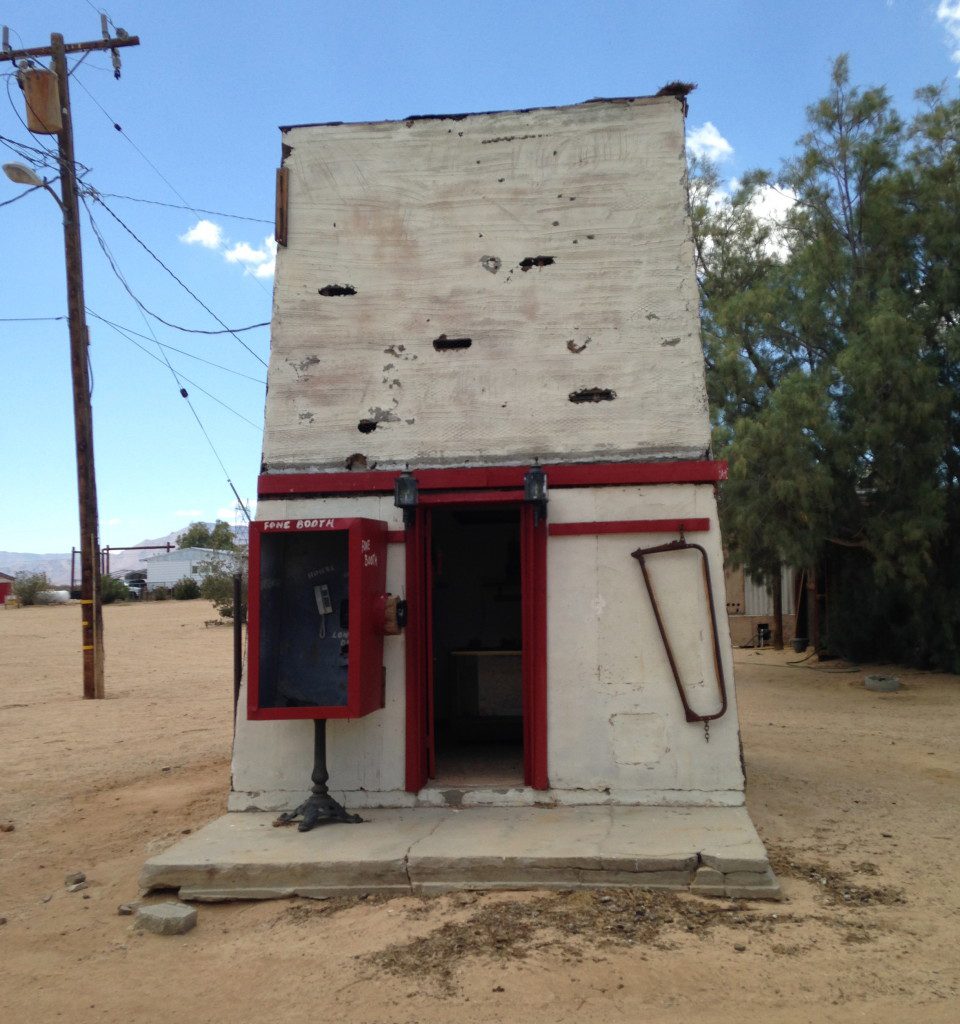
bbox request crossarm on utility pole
[0,35,139,63]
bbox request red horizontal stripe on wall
[548,518,710,537]
[258,460,727,498]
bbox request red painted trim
[387,530,406,544]
[521,505,549,790]
[258,460,727,498]
[404,513,429,792]
[424,512,436,779]
[404,496,549,793]
[549,517,710,537]
[419,489,524,506]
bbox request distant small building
[723,565,797,647]
[142,548,240,592]
[0,571,14,604]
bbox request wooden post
[2,28,139,697]
[51,34,104,698]
[771,565,784,651]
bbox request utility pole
[1,25,139,699]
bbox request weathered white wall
[230,484,743,811]
[263,96,709,473]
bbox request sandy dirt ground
[0,599,957,1024]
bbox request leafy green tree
[171,577,201,600]
[12,571,49,606]
[101,575,131,603]
[177,519,236,551]
[197,551,247,620]
[692,57,960,668]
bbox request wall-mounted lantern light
[394,467,419,526]
[523,460,549,526]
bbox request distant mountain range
[0,523,248,586]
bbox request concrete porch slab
[140,805,781,901]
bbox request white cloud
[224,241,269,265]
[700,179,798,261]
[178,219,223,249]
[748,183,798,260]
[107,517,122,527]
[181,219,276,280]
[225,235,277,279]
[216,506,240,521]
[939,1,960,73]
[687,121,734,162]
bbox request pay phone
[247,517,390,719]
[247,517,392,831]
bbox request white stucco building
[143,93,779,900]
[238,92,745,806]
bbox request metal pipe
[232,571,242,720]
[631,538,728,725]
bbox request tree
[171,577,201,600]
[693,57,960,668]
[197,551,247,620]
[177,519,236,551]
[12,571,49,606]
[101,575,131,603]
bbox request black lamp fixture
[394,465,419,526]
[523,459,549,526]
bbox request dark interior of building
[429,506,523,786]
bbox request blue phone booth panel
[257,530,350,709]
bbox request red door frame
[404,498,549,792]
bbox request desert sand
[0,599,957,1023]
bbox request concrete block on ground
[135,902,198,935]
[724,868,783,900]
[141,806,780,900]
[691,864,727,896]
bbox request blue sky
[2,0,958,553]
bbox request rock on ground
[135,902,198,936]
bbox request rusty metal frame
[631,537,728,724]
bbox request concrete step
[141,805,780,901]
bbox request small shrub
[151,585,171,601]
[13,571,49,606]
[171,577,201,600]
[101,575,131,604]
[197,553,247,621]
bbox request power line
[93,190,273,224]
[0,315,67,321]
[79,203,255,519]
[82,195,270,357]
[0,183,42,207]
[93,314,262,429]
[68,71,273,297]
[86,310,267,383]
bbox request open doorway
[430,506,523,787]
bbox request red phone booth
[246,517,390,829]
[248,517,389,719]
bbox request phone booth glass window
[248,518,388,719]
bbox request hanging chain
[704,719,710,743]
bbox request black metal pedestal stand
[273,719,363,832]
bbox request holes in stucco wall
[357,420,377,433]
[433,335,473,352]
[519,256,555,271]
[480,255,501,274]
[319,284,357,296]
[569,387,617,403]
